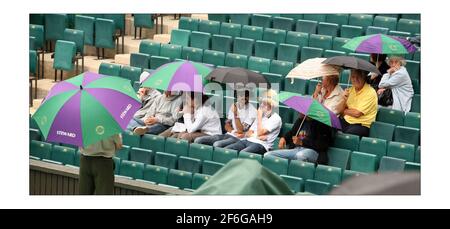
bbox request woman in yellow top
[336,69,378,137]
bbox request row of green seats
[377,107,421,127]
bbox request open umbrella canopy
[206,67,267,86]
[32,72,141,147]
[286,57,341,80]
[322,56,381,75]
[278,91,341,129]
[343,34,417,54]
[141,60,212,92]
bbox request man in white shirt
[194,90,257,148]
[225,90,282,154]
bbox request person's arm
[335,89,349,115]
[379,69,404,88]
[114,134,123,150]
[141,95,160,123]
[343,108,364,118]
[256,108,268,136]
[184,107,208,133]
[230,104,245,134]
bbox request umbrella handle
[295,115,307,136]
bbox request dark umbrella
[322,56,381,75]
[206,67,268,86]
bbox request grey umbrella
[322,56,381,75]
[206,67,268,86]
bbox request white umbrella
[286,58,341,81]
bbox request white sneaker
[133,126,148,135]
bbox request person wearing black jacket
[264,114,333,164]
[368,53,389,91]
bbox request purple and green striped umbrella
[32,72,141,147]
[278,91,341,130]
[342,34,417,54]
[141,60,212,92]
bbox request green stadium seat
[179,17,199,31]
[241,25,264,40]
[303,14,326,22]
[154,152,177,169]
[211,34,233,53]
[189,31,211,50]
[120,66,142,82]
[358,137,387,161]
[413,51,421,61]
[95,18,115,54]
[143,164,168,184]
[288,160,315,180]
[296,19,317,34]
[119,160,144,179]
[233,37,254,56]
[349,14,374,30]
[30,24,45,51]
[305,179,331,195]
[378,156,406,172]
[394,126,420,146]
[333,133,360,151]
[332,37,351,52]
[308,34,333,50]
[338,69,350,84]
[300,47,323,62]
[377,107,405,126]
[342,170,366,181]
[30,14,45,25]
[314,165,342,186]
[198,20,220,34]
[30,115,39,129]
[280,175,304,192]
[165,137,189,157]
[273,17,295,31]
[202,160,225,175]
[405,162,420,171]
[411,94,420,113]
[285,31,309,48]
[280,14,304,20]
[238,151,262,163]
[53,40,76,81]
[405,60,420,81]
[280,122,294,137]
[30,36,36,51]
[397,19,420,34]
[133,14,154,39]
[366,26,389,35]
[270,60,294,77]
[130,147,153,164]
[45,14,68,43]
[182,47,203,62]
[251,14,272,28]
[340,25,363,38]
[160,44,182,60]
[278,106,294,124]
[99,63,121,77]
[73,150,81,167]
[348,52,370,61]
[324,50,346,58]
[401,14,420,20]
[229,14,251,25]
[411,79,420,94]
[103,14,126,54]
[50,145,75,165]
[220,22,241,37]
[326,14,349,26]
[113,157,121,175]
[415,146,420,163]
[350,151,377,173]
[318,22,339,37]
[284,77,308,94]
[178,156,201,173]
[170,29,191,46]
[248,56,270,73]
[212,148,238,164]
[225,53,248,68]
[387,141,415,162]
[192,173,211,189]
[262,156,289,175]
[388,30,411,38]
[29,128,41,141]
[263,72,283,89]
[327,147,351,170]
[208,14,229,23]
[116,145,130,160]
[189,143,214,161]
[130,53,150,69]
[263,28,287,44]
[203,50,225,67]
[139,40,161,56]
[168,169,193,189]
[307,79,320,95]
[150,56,171,69]
[373,16,398,31]
[255,40,277,60]
[277,43,299,63]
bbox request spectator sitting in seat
[312,74,344,115]
[368,54,389,91]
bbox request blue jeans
[264,147,319,163]
[225,140,266,155]
[127,117,145,131]
[194,134,240,148]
